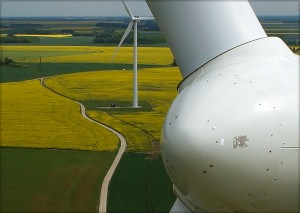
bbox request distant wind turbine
[112,0,154,108]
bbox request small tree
[171,58,177,66]
[4,57,15,65]
[7,33,15,38]
[61,29,74,35]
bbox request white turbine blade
[111,21,134,62]
[122,0,134,18]
[137,16,155,21]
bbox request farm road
[39,77,127,213]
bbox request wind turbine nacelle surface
[161,37,299,212]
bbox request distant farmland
[1,16,299,46]
[1,42,178,211]
[1,15,299,213]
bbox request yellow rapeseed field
[16,34,73,37]
[2,46,174,65]
[268,33,300,35]
[45,67,182,152]
[1,34,73,38]
[0,80,119,151]
[1,45,177,152]
[2,46,95,52]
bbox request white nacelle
[145,0,299,211]
[161,37,299,212]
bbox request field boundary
[39,77,127,213]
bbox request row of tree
[0,35,40,43]
[93,31,165,44]
[96,20,160,31]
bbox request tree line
[93,31,165,44]
[0,34,40,43]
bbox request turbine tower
[112,0,154,108]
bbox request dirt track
[40,77,127,213]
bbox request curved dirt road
[39,77,127,213]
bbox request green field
[107,153,176,212]
[0,62,160,83]
[1,147,116,212]
[1,149,175,213]
[34,36,96,46]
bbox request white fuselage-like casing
[145,0,299,212]
[161,37,299,212]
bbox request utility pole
[39,56,42,78]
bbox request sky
[0,0,299,17]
